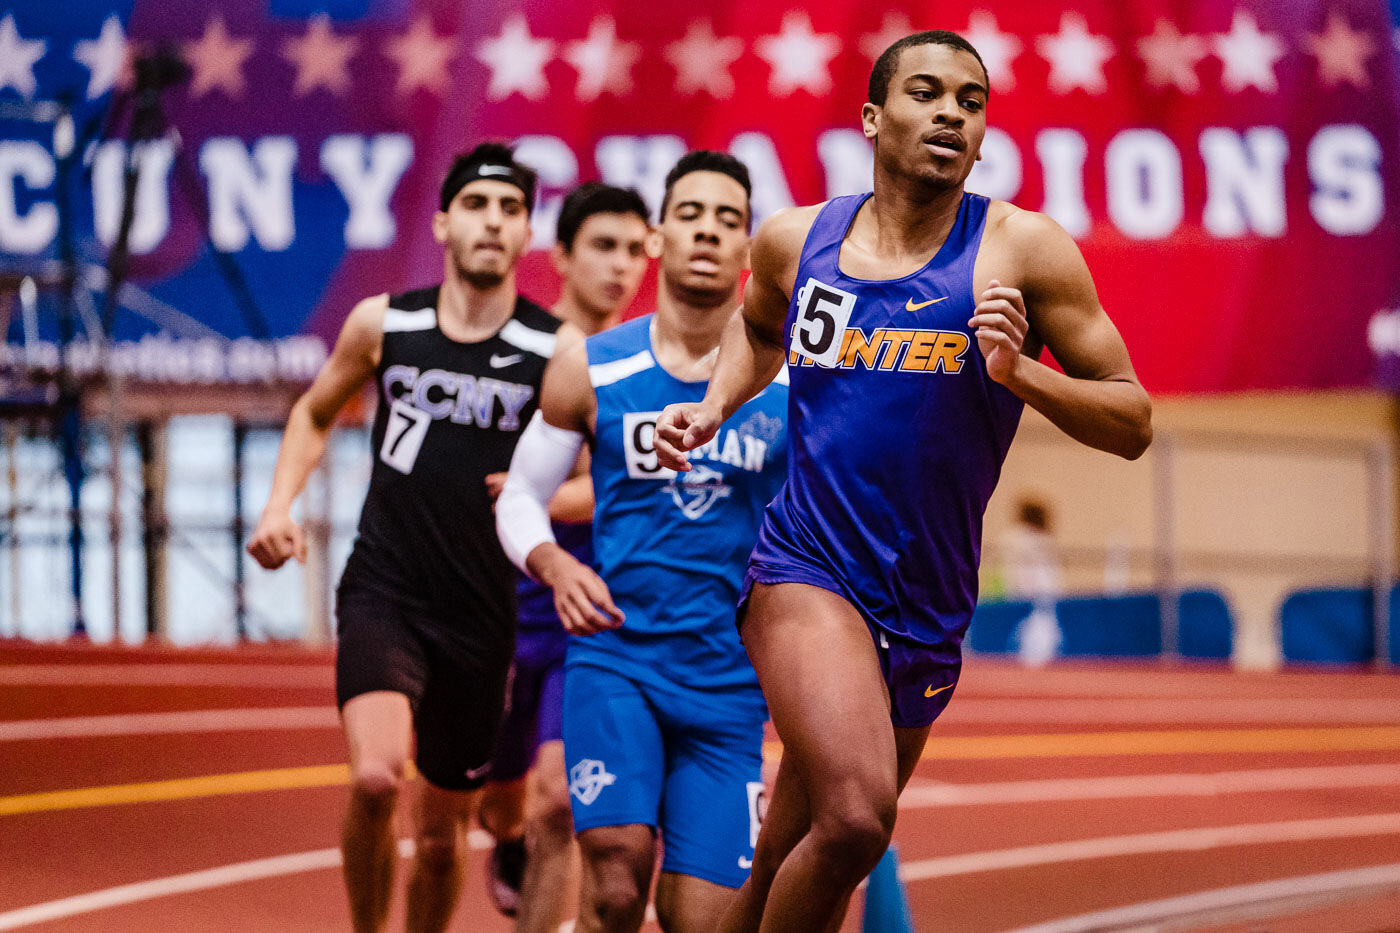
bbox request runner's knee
[349,758,406,806]
[529,781,573,842]
[413,826,461,875]
[529,767,574,829]
[478,779,525,839]
[589,869,648,925]
[582,838,651,922]
[525,747,573,842]
[812,797,894,872]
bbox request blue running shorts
[562,663,766,889]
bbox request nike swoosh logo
[738,856,753,869]
[924,683,954,698]
[465,762,492,779]
[489,353,523,368]
[906,297,948,312]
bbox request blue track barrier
[968,590,1234,659]
[1279,586,1399,664]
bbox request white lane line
[0,833,492,931]
[0,849,342,931]
[0,707,339,742]
[0,664,332,689]
[946,697,1400,724]
[8,699,1399,744]
[1003,862,1400,932]
[4,812,1398,930]
[899,763,1400,808]
[898,812,1400,882]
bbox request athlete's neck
[651,276,736,380]
[551,291,618,338]
[437,264,517,342]
[863,169,965,263]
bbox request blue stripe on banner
[268,0,411,22]
[269,0,370,19]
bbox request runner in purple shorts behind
[654,31,1152,932]
[478,183,651,932]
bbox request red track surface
[3,641,1399,932]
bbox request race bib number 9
[792,277,856,368]
[621,410,676,480]
[380,400,431,474]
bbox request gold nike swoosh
[924,683,954,698]
[906,297,948,312]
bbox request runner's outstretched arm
[248,295,386,569]
[496,326,623,634]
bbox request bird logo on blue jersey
[664,463,733,519]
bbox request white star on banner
[962,11,1022,91]
[73,14,126,100]
[1214,10,1286,94]
[184,16,254,99]
[1037,13,1114,94]
[664,20,744,98]
[0,15,46,100]
[564,16,639,101]
[282,14,358,97]
[755,12,841,97]
[859,12,914,63]
[474,14,554,102]
[1305,11,1376,89]
[384,17,455,96]
[1136,19,1208,94]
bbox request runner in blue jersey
[655,32,1153,932]
[476,183,651,930]
[496,151,789,933]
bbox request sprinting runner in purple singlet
[654,31,1152,932]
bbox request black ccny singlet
[339,285,561,651]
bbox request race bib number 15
[791,277,856,368]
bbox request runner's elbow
[1117,400,1153,460]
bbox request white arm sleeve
[496,411,586,576]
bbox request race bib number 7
[379,400,431,474]
[792,277,856,368]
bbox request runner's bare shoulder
[334,293,391,368]
[983,199,1076,257]
[752,204,825,287]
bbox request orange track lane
[2,640,1398,932]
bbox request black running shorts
[335,584,512,791]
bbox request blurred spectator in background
[1002,495,1063,666]
[1102,526,1133,595]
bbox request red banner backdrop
[313,0,1400,394]
[15,1,1399,394]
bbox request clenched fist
[246,509,306,569]
[654,401,724,472]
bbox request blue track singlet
[746,192,1024,663]
[578,314,788,694]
